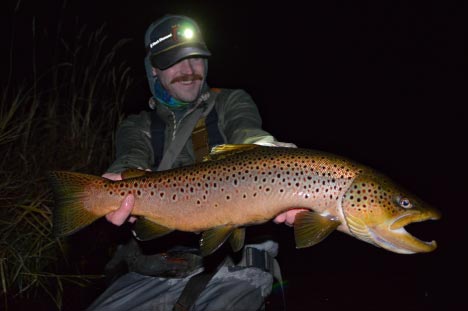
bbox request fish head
[341,172,441,254]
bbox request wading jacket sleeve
[106,88,277,173]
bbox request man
[88,14,301,311]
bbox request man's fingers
[273,208,308,226]
[105,194,135,226]
[273,213,287,224]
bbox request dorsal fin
[203,144,260,161]
[121,168,149,179]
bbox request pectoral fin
[294,211,341,248]
[229,227,245,253]
[200,225,235,256]
[133,217,174,241]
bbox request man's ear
[152,67,158,77]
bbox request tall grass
[0,14,133,310]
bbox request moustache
[171,74,203,84]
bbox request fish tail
[48,171,104,237]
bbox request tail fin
[48,171,104,237]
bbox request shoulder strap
[191,117,209,163]
[173,270,217,311]
[150,111,165,169]
[150,89,228,169]
[191,106,225,162]
[158,108,204,171]
[205,105,224,148]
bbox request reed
[1,8,133,309]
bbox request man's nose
[178,59,195,74]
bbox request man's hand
[102,172,137,225]
[273,209,308,226]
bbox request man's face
[153,57,205,103]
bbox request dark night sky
[3,0,468,310]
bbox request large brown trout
[48,144,440,256]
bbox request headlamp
[172,24,196,42]
[181,27,194,39]
[146,15,211,69]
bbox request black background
[2,0,467,310]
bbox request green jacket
[107,88,278,173]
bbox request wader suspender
[191,106,224,163]
[150,104,224,170]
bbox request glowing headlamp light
[182,27,194,39]
[175,24,196,41]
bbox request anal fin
[200,225,235,256]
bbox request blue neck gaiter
[153,79,188,109]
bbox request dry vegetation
[1,8,133,309]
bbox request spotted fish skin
[88,146,358,230]
[49,144,440,255]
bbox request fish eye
[399,197,412,209]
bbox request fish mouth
[371,209,441,254]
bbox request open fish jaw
[371,211,440,254]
